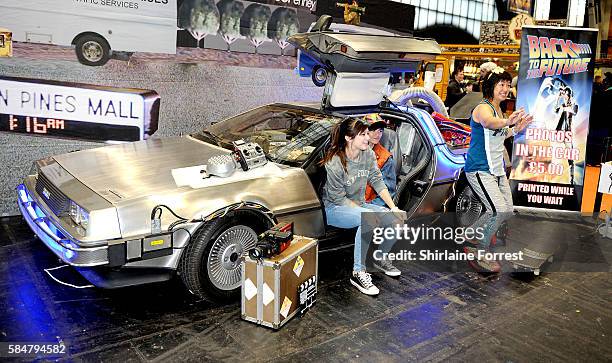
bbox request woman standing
[322,117,403,295]
[464,67,533,272]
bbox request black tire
[454,184,483,227]
[312,65,328,87]
[74,34,110,66]
[178,213,268,301]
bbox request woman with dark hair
[322,117,403,295]
[463,67,533,272]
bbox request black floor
[0,215,611,362]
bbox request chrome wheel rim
[456,187,483,227]
[82,41,103,62]
[207,225,257,291]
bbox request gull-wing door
[287,16,441,112]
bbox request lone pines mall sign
[0,77,160,142]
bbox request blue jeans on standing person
[325,203,400,272]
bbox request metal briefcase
[241,236,318,329]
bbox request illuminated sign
[0,77,159,142]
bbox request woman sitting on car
[321,117,403,296]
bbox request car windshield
[193,105,343,167]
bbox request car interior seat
[396,122,422,176]
[379,128,402,177]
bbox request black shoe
[350,271,380,295]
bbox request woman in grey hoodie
[321,117,403,296]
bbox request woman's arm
[473,104,525,130]
[378,188,397,210]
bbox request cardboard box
[241,236,318,329]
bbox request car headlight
[69,201,79,224]
[69,200,89,229]
[79,207,89,229]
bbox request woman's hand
[506,108,525,126]
[390,206,407,222]
[514,113,534,134]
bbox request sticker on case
[293,255,304,277]
[262,283,274,306]
[244,278,257,300]
[280,296,292,318]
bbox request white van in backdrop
[0,0,177,66]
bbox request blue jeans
[325,203,399,272]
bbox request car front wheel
[179,217,259,301]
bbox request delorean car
[17,16,481,301]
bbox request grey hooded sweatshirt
[322,148,387,207]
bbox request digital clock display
[0,114,140,141]
[0,76,159,142]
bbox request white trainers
[373,261,401,277]
[350,271,380,295]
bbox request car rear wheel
[75,34,110,66]
[455,185,483,227]
[178,214,264,301]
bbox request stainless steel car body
[50,136,321,238]
[17,22,470,291]
[18,132,325,265]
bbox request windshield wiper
[197,130,223,145]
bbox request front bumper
[17,183,109,267]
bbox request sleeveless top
[465,100,510,177]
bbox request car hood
[53,136,230,203]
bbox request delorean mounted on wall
[17,16,480,301]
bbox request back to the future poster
[510,26,598,211]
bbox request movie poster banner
[510,26,598,211]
